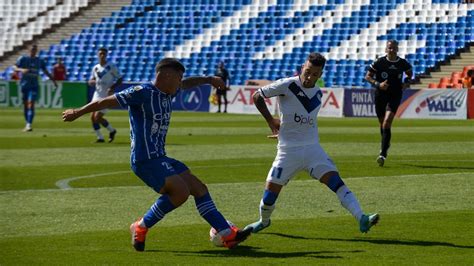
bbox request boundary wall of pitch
[0,80,472,119]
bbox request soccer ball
[209,220,235,247]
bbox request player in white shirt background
[87,47,123,143]
[245,52,379,235]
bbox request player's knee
[382,121,392,128]
[325,173,345,193]
[262,189,279,206]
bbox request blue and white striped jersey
[115,83,173,163]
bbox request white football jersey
[90,63,122,98]
[259,76,323,148]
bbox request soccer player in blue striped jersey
[14,44,57,132]
[62,58,251,251]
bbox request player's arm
[180,76,226,90]
[41,66,58,87]
[13,65,29,74]
[63,95,120,122]
[402,69,413,90]
[107,77,123,95]
[252,90,280,136]
[365,69,388,91]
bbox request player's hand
[21,69,29,74]
[209,76,226,90]
[107,88,114,96]
[88,79,96,86]
[62,109,79,122]
[267,118,280,136]
[53,80,58,88]
[380,80,389,91]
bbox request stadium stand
[0,0,473,88]
[427,65,474,88]
[0,0,91,57]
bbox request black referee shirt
[369,56,412,95]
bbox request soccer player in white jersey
[245,53,379,234]
[87,47,123,143]
[63,58,251,251]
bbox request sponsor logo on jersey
[294,113,314,126]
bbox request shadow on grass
[150,245,363,259]
[400,163,474,170]
[267,232,474,249]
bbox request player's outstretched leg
[130,194,178,251]
[99,119,117,143]
[221,226,253,249]
[244,189,278,233]
[130,218,149,252]
[359,213,380,233]
[322,172,379,233]
[194,192,251,248]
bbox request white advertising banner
[396,89,467,120]
[319,87,344,117]
[209,85,277,114]
[209,86,343,117]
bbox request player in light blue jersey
[245,53,379,236]
[13,44,57,131]
[63,58,251,251]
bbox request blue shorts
[21,87,38,102]
[131,156,189,193]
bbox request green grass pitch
[0,108,473,265]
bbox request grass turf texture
[1,108,473,265]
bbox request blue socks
[143,195,176,228]
[142,193,230,233]
[262,190,278,206]
[195,192,230,232]
[326,174,345,193]
[100,119,109,128]
[25,106,35,124]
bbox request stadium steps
[414,43,474,89]
[0,0,132,72]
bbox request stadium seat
[1,0,473,86]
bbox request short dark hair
[155,58,186,73]
[98,47,108,53]
[467,69,474,76]
[307,52,326,68]
[387,39,399,47]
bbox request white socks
[259,199,275,225]
[106,124,115,132]
[336,185,363,221]
[95,129,104,140]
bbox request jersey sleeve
[259,78,288,98]
[402,59,413,72]
[89,66,96,80]
[115,85,146,108]
[111,64,122,79]
[40,58,46,70]
[15,56,25,67]
[369,58,381,73]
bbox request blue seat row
[1,0,473,87]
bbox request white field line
[0,170,470,194]
[54,162,271,190]
[53,159,474,190]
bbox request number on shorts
[161,162,173,170]
[271,167,283,179]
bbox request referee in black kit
[365,40,413,167]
